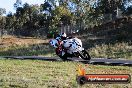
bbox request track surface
[1,56,132,66]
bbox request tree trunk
[0,29,3,44]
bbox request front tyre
[79,50,91,60]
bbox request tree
[96,0,129,20]
[41,1,52,13]
[14,0,22,9]
[0,8,6,15]
[0,8,6,39]
[6,12,16,34]
[123,6,132,15]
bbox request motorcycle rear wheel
[78,50,91,60]
[58,54,68,61]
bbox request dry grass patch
[0,35,49,47]
[89,42,132,59]
[0,35,54,56]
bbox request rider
[55,32,67,44]
[60,32,67,40]
[55,32,68,55]
[60,32,73,40]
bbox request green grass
[0,59,131,88]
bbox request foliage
[123,6,132,15]
[0,0,131,37]
[14,0,22,9]
[0,8,6,15]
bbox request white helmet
[60,32,67,37]
[49,39,58,48]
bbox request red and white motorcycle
[49,37,91,61]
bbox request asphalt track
[1,56,132,66]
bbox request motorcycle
[49,37,91,61]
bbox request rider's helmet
[60,32,67,40]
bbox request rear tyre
[58,54,68,61]
[79,50,91,60]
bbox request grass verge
[0,44,56,57]
[0,59,131,88]
[0,35,132,59]
[88,42,132,59]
